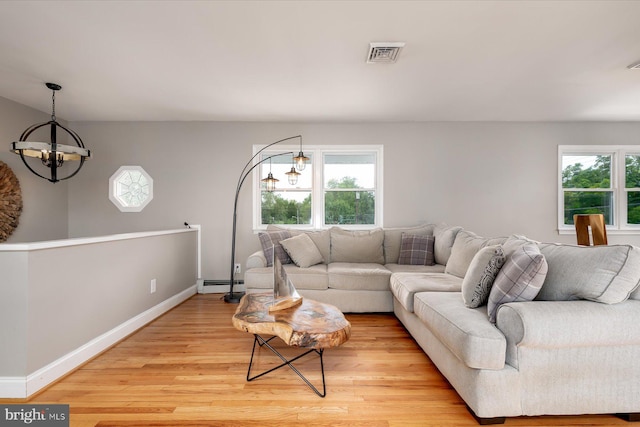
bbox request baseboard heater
[198,279,245,294]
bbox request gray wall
[3,95,640,279]
[66,121,640,281]
[0,96,69,242]
[0,229,197,378]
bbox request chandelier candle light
[10,83,91,183]
[226,135,307,303]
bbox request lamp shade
[285,166,300,185]
[261,172,278,192]
[293,151,309,171]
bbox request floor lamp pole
[224,135,302,303]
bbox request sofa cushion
[461,245,506,308]
[328,262,391,291]
[283,264,329,290]
[488,244,547,323]
[280,233,324,268]
[414,292,506,370]
[537,243,640,304]
[258,230,292,266]
[385,263,446,274]
[391,272,462,313]
[330,227,385,264]
[445,230,506,279]
[245,264,329,291]
[398,233,435,266]
[383,224,434,264]
[433,223,462,265]
[267,225,330,265]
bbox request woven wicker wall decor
[0,161,23,242]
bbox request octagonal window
[109,166,153,212]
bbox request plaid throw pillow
[258,230,292,267]
[487,244,548,323]
[398,233,435,266]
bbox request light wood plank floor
[2,294,629,426]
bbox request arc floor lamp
[225,135,308,303]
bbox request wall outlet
[150,278,157,294]
[234,263,241,274]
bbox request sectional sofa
[244,223,640,424]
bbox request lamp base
[224,291,245,304]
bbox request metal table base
[246,334,326,397]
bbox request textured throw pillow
[280,233,324,268]
[258,230,292,267]
[487,244,548,323]
[267,225,331,265]
[398,233,435,266]
[461,245,506,308]
[444,230,506,279]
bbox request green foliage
[626,155,640,224]
[562,154,640,225]
[260,176,376,225]
[261,192,311,225]
[562,155,610,189]
[562,156,612,225]
[324,177,375,225]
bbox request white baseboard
[0,284,197,399]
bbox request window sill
[558,228,640,236]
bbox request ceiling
[1,0,640,122]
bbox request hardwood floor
[2,294,629,426]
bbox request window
[254,145,383,229]
[558,146,640,233]
[324,153,377,225]
[109,166,153,212]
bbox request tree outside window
[255,146,382,229]
[559,146,640,232]
[625,155,640,225]
[561,154,613,225]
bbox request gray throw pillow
[461,245,506,308]
[280,233,324,268]
[433,223,463,265]
[537,243,640,304]
[487,244,548,323]
[330,227,385,264]
[398,233,435,266]
[445,230,506,279]
[258,230,292,267]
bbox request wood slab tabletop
[232,293,351,349]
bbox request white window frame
[558,145,640,235]
[253,144,383,230]
[109,165,154,213]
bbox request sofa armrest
[246,250,267,269]
[497,300,640,367]
[498,300,640,347]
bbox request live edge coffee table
[232,293,351,397]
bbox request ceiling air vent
[627,60,640,70]
[367,42,405,64]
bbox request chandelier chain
[51,90,56,121]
